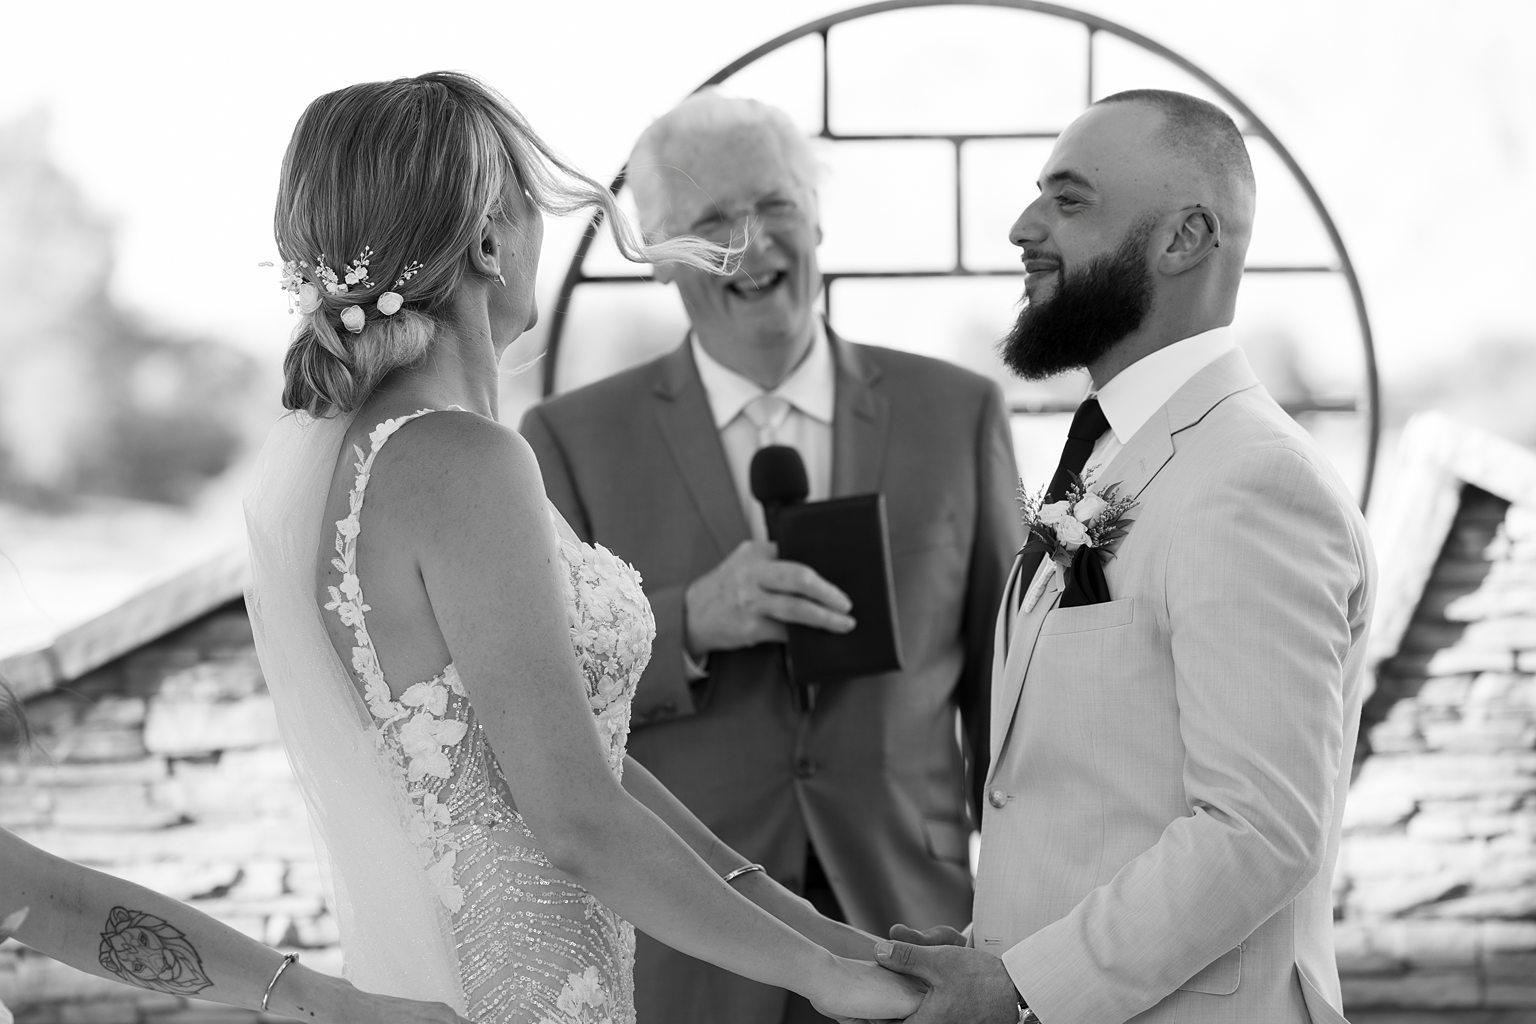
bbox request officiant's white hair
[274,72,731,416]
[626,88,823,240]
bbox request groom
[875,90,1376,1023]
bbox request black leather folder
[773,493,904,684]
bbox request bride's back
[312,401,460,699]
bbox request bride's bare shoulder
[365,409,547,523]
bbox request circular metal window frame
[543,0,1380,508]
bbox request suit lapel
[829,329,889,497]
[1094,407,1175,504]
[1091,348,1261,502]
[989,348,1263,764]
[991,559,1063,757]
[651,341,750,557]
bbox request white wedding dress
[245,409,653,1024]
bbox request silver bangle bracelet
[722,863,766,884]
[261,952,300,1012]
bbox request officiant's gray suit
[977,349,1374,1024]
[522,331,1020,1024]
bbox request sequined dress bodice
[325,411,653,1024]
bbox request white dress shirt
[1086,325,1236,479]
[691,321,835,541]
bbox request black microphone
[749,445,809,540]
[748,445,813,712]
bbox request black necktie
[1017,397,1111,604]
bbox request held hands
[337,985,475,1024]
[871,928,1021,1024]
[812,954,926,1024]
[889,924,967,948]
[684,540,855,655]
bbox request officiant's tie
[740,394,794,541]
[1016,397,1111,606]
[742,393,792,448]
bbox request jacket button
[794,757,816,779]
[988,789,1008,809]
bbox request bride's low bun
[281,300,435,416]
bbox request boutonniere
[1017,473,1137,611]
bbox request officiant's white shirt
[1087,324,1235,474]
[690,321,834,539]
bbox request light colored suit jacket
[975,350,1374,1024]
[521,331,1022,1024]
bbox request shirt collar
[691,319,835,430]
[1094,325,1236,444]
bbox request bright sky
[5,0,1534,380]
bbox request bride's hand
[810,955,925,1023]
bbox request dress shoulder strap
[324,408,437,721]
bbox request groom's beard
[1000,216,1156,381]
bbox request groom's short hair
[1095,89,1255,200]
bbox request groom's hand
[684,540,855,655]
[873,939,1020,1024]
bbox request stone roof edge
[1368,411,1536,670]
[0,547,249,702]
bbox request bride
[243,72,919,1024]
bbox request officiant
[519,89,1021,1024]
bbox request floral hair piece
[260,247,421,334]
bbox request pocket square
[1060,546,1111,608]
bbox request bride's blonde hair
[275,72,728,416]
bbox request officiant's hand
[873,939,1020,1024]
[684,540,855,655]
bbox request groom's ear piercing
[1194,204,1221,248]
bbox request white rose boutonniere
[1018,471,1137,572]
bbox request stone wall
[1338,486,1536,1022]
[0,602,341,1024]
[4,467,1535,1023]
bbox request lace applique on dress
[323,409,654,1024]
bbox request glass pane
[1089,33,1232,114]
[580,190,651,279]
[718,33,826,135]
[827,8,1088,135]
[961,139,1059,271]
[818,140,955,272]
[1245,137,1339,268]
[549,283,689,395]
[827,276,1015,378]
[1234,271,1366,402]
[1011,412,1074,495]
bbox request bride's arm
[403,417,914,1021]
[0,828,469,1024]
[620,756,879,960]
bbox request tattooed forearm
[98,906,213,995]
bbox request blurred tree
[0,111,259,507]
